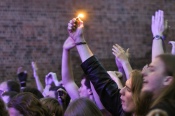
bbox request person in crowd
[0,80,20,93]
[8,92,50,116]
[62,36,112,116]
[31,61,61,97]
[66,17,143,116]
[48,85,70,111]
[138,10,175,115]
[64,98,103,116]
[40,97,63,116]
[62,37,94,100]
[22,87,44,99]
[140,53,175,115]
[0,98,9,116]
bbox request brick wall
[0,0,175,86]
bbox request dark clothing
[81,56,123,116]
[100,109,112,116]
[149,99,175,116]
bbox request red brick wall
[0,0,175,86]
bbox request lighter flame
[77,14,84,18]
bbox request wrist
[54,80,60,86]
[121,60,129,65]
[75,41,87,46]
[153,35,165,40]
[75,37,85,43]
[63,47,71,52]
[153,33,163,37]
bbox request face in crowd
[120,54,175,114]
[78,78,92,98]
[120,70,143,113]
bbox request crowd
[0,10,175,116]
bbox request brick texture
[0,0,175,87]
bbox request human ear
[163,76,173,86]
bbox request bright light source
[77,14,84,18]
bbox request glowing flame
[77,14,84,18]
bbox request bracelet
[153,35,164,40]
[76,42,87,45]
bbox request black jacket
[149,99,175,116]
[81,56,123,116]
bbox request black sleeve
[81,56,122,116]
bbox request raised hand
[112,44,132,79]
[45,72,60,86]
[67,18,84,43]
[45,73,54,85]
[31,61,44,92]
[31,61,38,71]
[17,67,27,88]
[112,44,129,63]
[151,10,165,37]
[63,36,76,51]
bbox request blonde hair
[40,97,63,116]
[64,98,102,116]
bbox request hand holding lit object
[68,14,85,43]
[77,14,84,19]
[71,14,85,32]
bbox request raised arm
[68,18,122,116]
[61,37,79,100]
[31,61,44,93]
[151,10,166,61]
[112,44,132,79]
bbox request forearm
[121,60,132,80]
[33,73,44,92]
[61,49,79,100]
[75,38,93,62]
[62,49,75,85]
[152,39,165,61]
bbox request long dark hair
[64,98,103,116]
